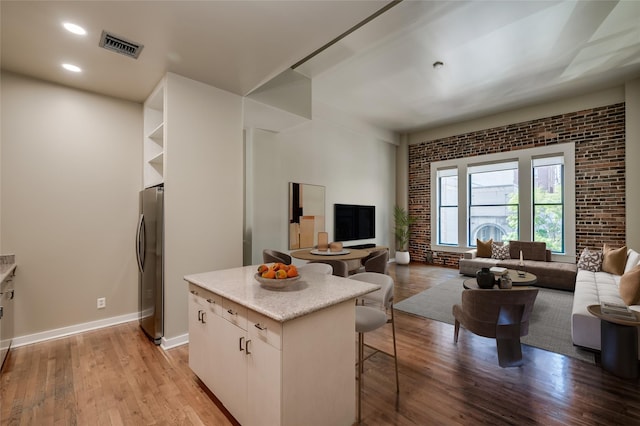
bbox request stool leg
[358,332,363,423]
[391,307,399,394]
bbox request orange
[262,269,276,279]
[286,267,298,278]
[257,264,269,273]
[275,269,288,279]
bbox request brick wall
[408,103,626,267]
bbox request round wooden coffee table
[507,270,537,286]
[463,270,537,289]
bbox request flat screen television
[334,204,375,242]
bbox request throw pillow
[625,249,640,274]
[577,247,602,272]
[491,242,510,260]
[476,239,493,258]
[602,243,627,276]
[619,265,640,306]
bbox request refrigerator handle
[136,214,146,272]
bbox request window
[532,156,564,252]
[437,168,458,245]
[431,143,575,260]
[468,161,518,246]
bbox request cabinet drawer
[222,298,248,330]
[189,284,223,317]
[249,310,282,350]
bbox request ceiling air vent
[99,31,143,59]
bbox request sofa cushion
[491,242,510,260]
[509,240,547,262]
[620,265,640,306]
[602,243,627,276]
[577,247,602,272]
[477,239,493,258]
[625,249,640,274]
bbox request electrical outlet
[97,297,106,309]
[433,251,438,258]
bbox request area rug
[394,277,595,363]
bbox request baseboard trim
[161,333,188,350]
[12,312,139,348]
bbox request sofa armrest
[464,249,478,260]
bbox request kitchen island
[184,265,379,426]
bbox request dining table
[289,247,371,262]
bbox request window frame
[430,143,575,262]
[467,160,520,246]
[437,168,458,246]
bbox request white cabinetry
[0,271,16,370]
[187,283,355,426]
[187,285,222,388]
[188,283,282,426]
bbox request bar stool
[298,262,333,275]
[350,272,399,422]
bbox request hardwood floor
[2,263,640,425]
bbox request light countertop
[184,265,380,322]
[0,254,16,283]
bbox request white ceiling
[3,1,640,134]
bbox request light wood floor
[3,263,640,425]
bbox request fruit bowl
[254,273,301,290]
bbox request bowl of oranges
[255,263,300,290]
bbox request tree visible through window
[533,157,564,252]
[431,144,573,256]
[468,162,518,246]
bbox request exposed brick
[408,103,626,265]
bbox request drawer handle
[239,336,245,352]
[201,312,206,324]
[254,323,267,331]
[227,309,237,316]
[246,339,252,355]
[197,310,203,322]
[206,298,215,304]
[190,290,198,295]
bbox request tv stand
[345,243,376,249]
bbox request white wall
[1,72,142,337]
[163,73,244,341]
[626,78,640,251]
[246,117,396,265]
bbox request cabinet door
[247,336,282,426]
[188,286,223,390]
[217,319,248,425]
[188,288,209,383]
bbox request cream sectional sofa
[459,240,577,291]
[571,248,640,353]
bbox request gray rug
[394,277,595,364]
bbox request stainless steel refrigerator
[136,186,164,344]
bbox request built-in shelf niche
[144,79,165,188]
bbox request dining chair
[452,287,539,367]
[364,250,389,274]
[309,259,349,277]
[298,262,333,275]
[262,249,292,265]
[349,272,399,422]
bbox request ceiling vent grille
[99,31,143,59]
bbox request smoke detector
[99,31,143,59]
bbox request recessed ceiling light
[62,63,82,73]
[63,22,86,35]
